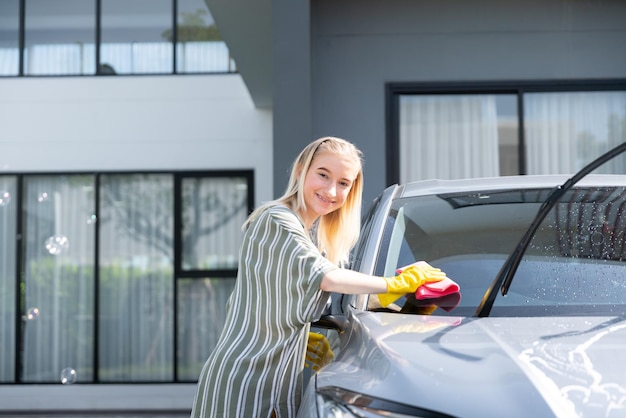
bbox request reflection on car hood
[316,312,626,418]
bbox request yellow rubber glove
[305,332,335,372]
[378,261,447,308]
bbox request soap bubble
[24,307,40,321]
[86,214,97,225]
[0,191,10,207]
[37,192,49,203]
[45,236,69,255]
[60,368,77,384]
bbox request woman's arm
[320,268,388,294]
[319,261,448,297]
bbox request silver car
[299,148,626,417]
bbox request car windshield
[372,185,626,317]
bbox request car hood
[315,311,626,418]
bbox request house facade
[1,0,625,415]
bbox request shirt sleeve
[260,206,339,323]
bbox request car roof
[396,174,626,198]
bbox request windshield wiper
[475,141,626,317]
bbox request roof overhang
[205,0,272,109]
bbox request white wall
[0,383,197,415]
[0,74,273,206]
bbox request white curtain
[99,174,174,382]
[525,91,626,175]
[181,177,247,270]
[0,47,19,75]
[25,44,96,75]
[18,41,233,75]
[176,277,236,380]
[399,95,500,182]
[10,173,246,383]
[176,41,234,73]
[0,177,17,382]
[22,176,95,382]
[100,42,172,74]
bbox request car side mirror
[312,314,350,334]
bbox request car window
[351,195,381,272]
[370,186,626,317]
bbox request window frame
[1,169,254,384]
[174,171,254,279]
[2,0,235,77]
[385,79,626,186]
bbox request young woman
[190,136,447,418]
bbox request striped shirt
[191,205,338,418]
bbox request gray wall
[273,0,626,208]
[272,0,313,195]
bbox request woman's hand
[305,332,335,371]
[378,261,447,307]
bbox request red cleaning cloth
[395,264,460,300]
[415,277,460,300]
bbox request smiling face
[299,150,360,229]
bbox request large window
[24,0,97,75]
[525,91,626,175]
[100,0,172,74]
[98,174,173,382]
[388,81,626,185]
[0,177,17,382]
[176,176,248,380]
[21,175,96,382]
[0,171,253,384]
[176,0,231,74]
[0,0,20,76]
[0,0,235,77]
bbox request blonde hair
[244,136,364,267]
